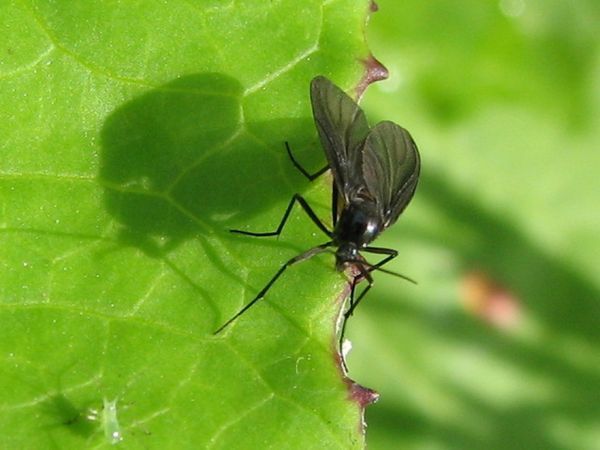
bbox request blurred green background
[350,1,600,449]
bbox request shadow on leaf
[100,73,320,257]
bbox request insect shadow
[216,76,421,342]
[100,73,313,255]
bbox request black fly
[215,76,420,336]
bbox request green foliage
[0,1,378,448]
[349,1,600,449]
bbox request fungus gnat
[215,76,420,337]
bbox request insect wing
[362,121,420,228]
[310,76,370,201]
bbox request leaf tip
[345,378,380,436]
[356,54,389,99]
[348,380,380,407]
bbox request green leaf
[0,1,380,448]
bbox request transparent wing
[362,121,420,228]
[310,76,371,202]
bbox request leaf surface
[0,1,379,448]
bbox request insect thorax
[334,200,382,250]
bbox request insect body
[215,76,420,335]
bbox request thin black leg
[285,142,328,181]
[230,193,332,239]
[214,241,333,334]
[338,248,400,357]
[339,263,373,356]
[344,264,374,320]
[286,141,338,227]
[345,246,408,317]
[331,185,339,227]
[362,246,398,270]
[363,246,416,284]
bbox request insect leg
[230,193,332,238]
[339,248,400,345]
[338,264,373,362]
[344,264,375,320]
[285,142,328,181]
[331,185,339,227]
[361,246,398,271]
[363,246,416,284]
[214,241,333,334]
